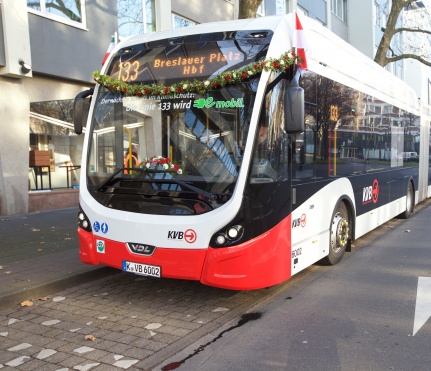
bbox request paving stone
[17,322,48,335]
[150,332,180,345]
[1,329,28,341]
[94,321,117,331]
[57,342,84,354]
[101,342,132,356]
[163,318,201,331]
[14,358,54,371]
[0,309,17,317]
[57,354,93,368]
[121,347,152,359]
[91,364,120,371]
[5,355,31,367]
[0,339,16,351]
[54,332,84,343]
[0,351,17,365]
[112,358,139,369]
[97,331,120,342]
[7,342,33,352]
[17,334,52,347]
[141,339,166,353]
[155,325,190,337]
[40,350,70,364]
[79,348,110,362]
[73,346,95,354]
[43,339,70,351]
[116,334,140,345]
[91,340,118,352]
[17,313,39,322]
[70,360,101,370]
[35,348,57,360]
[44,328,67,338]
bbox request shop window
[29,99,84,190]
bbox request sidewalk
[0,207,113,309]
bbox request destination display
[108,42,247,84]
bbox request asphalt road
[157,199,431,371]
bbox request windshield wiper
[148,178,216,201]
[97,168,125,191]
[97,169,217,201]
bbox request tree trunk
[238,0,263,19]
[374,0,405,67]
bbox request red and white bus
[73,14,431,290]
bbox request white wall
[348,0,375,59]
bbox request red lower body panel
[78,215,292,290]
[201,216,292,290]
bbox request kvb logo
[292,214,307,229]
[167,229,197,244]
[362,179,379,205]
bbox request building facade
[0,0,428,215]
[0,0,117,215]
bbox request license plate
[122,261,161,278]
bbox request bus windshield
[86,30,272,215]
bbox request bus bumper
[78,227,207,280]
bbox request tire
[322,201,351,265]
[400,181,414,219]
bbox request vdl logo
[127,243,156,256]
[363,179,379,205]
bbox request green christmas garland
[93,51,300,97]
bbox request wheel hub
[331,215,349,251]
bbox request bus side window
[250,72,290,182]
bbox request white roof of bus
[113,14,419,115]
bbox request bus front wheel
[400,181,414,219]
[323,202,350,265]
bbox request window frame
[257,0,265,17]
[172,13,196,29]
[331,0,347,22]
[27,0,87,30]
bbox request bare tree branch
[392,27,431,36]
[386,53,431,67]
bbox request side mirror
[284,70,304,134]
[73,88,93,135]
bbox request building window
[27,0,86,28]
[381,12,387,28]
[396,64,403,80]
[428,79,431,106]
[257,0,265,16]
[297,6,308,16]
[275,0,286,15]
[172,14,196,29]
[117,0,155,37]
[374,2,380,26]
[331,0,347,22]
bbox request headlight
[77,208,92,232]
[213,225,244,247]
